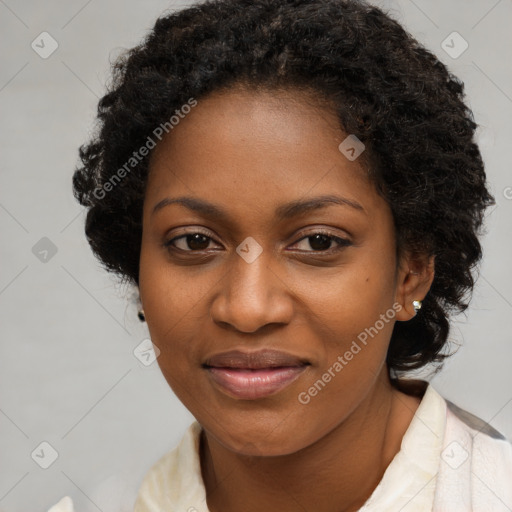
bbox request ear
[394,252,435,321]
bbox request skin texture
[138,86,435,512]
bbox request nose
[209,248,294,333]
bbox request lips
[203,349,309,369]
[203,349,310,400]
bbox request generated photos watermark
[298,302,402,405]
[93,97,198,200]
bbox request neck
[200,369,422,512]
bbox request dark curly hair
[72,0,495,373]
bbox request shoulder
[431,386,512,511]
[444,395,512,463]
[134,421,208,512]
[446,398,509,439]
[47,496,75,512]
[46,424,205,512]
[446,397,512,475]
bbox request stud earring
[138,309,146,322]
[412,300,422,314]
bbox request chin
[223,435,305,457]
[203,415,315,457]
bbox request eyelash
[163,228,352,255]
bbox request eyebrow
[151,194,365,221]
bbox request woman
[51,0,512,510]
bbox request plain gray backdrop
[1,0,511,510]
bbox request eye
[290,230,352,253]
[164,230,220,252]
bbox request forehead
[144,86,385,224]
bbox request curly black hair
[72,0,495,373]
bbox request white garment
[48,383,512,512]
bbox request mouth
[202,349,310,400]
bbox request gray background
[1,0,511,510]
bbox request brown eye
[291,231,352,253]
[165,232,216,252]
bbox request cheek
[139,245,197,362]
[299,252,397,340]
[294,252,398,403]
[295,285,397,439]
[139,260,203,403]
[139,240,205,325]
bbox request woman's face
[139,86,415,456]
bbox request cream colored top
[48,383,512,512]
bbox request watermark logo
[31,441,59,469]
[236,237,263,264]
[441,31,469,59]
[32,237,58,263]
[441,441,469,469]
[133,338,160,366]
[31,32,59,59]
[338,134,365,161]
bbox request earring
[138,309,146,322]
[412,300,422,313]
